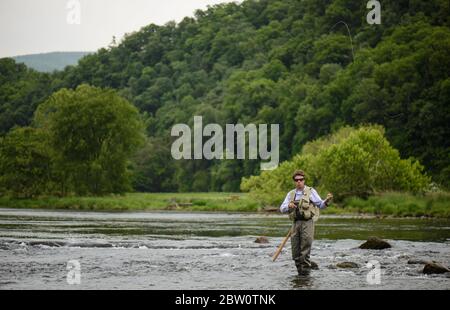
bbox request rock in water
[337,262,360,268]
[310,261,319,270]
[423,262,450,274]
[359,237,391,250]
[407,259,431,265]
[255,236,269,244]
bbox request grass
[0,192,448,218]
[0,192,260,212]
[328,191,450,218]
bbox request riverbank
[0,193,259,212]
[0,192,448,218]
[338,192,450,218]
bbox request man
[279,170,333,275]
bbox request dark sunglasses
[294,178,305,182]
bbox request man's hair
[292,170,305,180]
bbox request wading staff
[272,228,292,262]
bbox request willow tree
[34,84,144,195]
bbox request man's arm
[310,188,328,209]
[279,192,291,213]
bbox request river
[0,208,449,289]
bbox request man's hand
[325,193,333,204]
[288,202,296,209]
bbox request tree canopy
[241,126,431,205]
[0,0,448,193]
[0,85,144,197]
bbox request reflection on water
[0,208,449,241]
[0,208,449,289]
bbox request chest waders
[287,186,319,273]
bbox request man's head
[292,170,306,189]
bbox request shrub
[241,125,430,205]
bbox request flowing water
[0,208,449,290]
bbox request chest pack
[288,186,320,222]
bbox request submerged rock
[407,259,431,265]
[336,262,360,269]
[423,262,450,274]
[359,237,391,250]
[28,241,65,247]
[310,261,319,269]
[254,236,269,244]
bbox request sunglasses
[294,178,305,182]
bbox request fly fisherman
[279,170,333,275]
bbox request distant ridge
[12,51,92,72]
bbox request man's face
[294,176,305,189]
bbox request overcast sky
[0,0,240,58]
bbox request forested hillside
[13,52,91,72]
[1,0,449,193]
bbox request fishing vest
[288,186,320,222]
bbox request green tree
[131,137,176,192]
[0,58,54,134]
[241,126,430,205]
[34,84,144,195]
[0,127,52,198]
